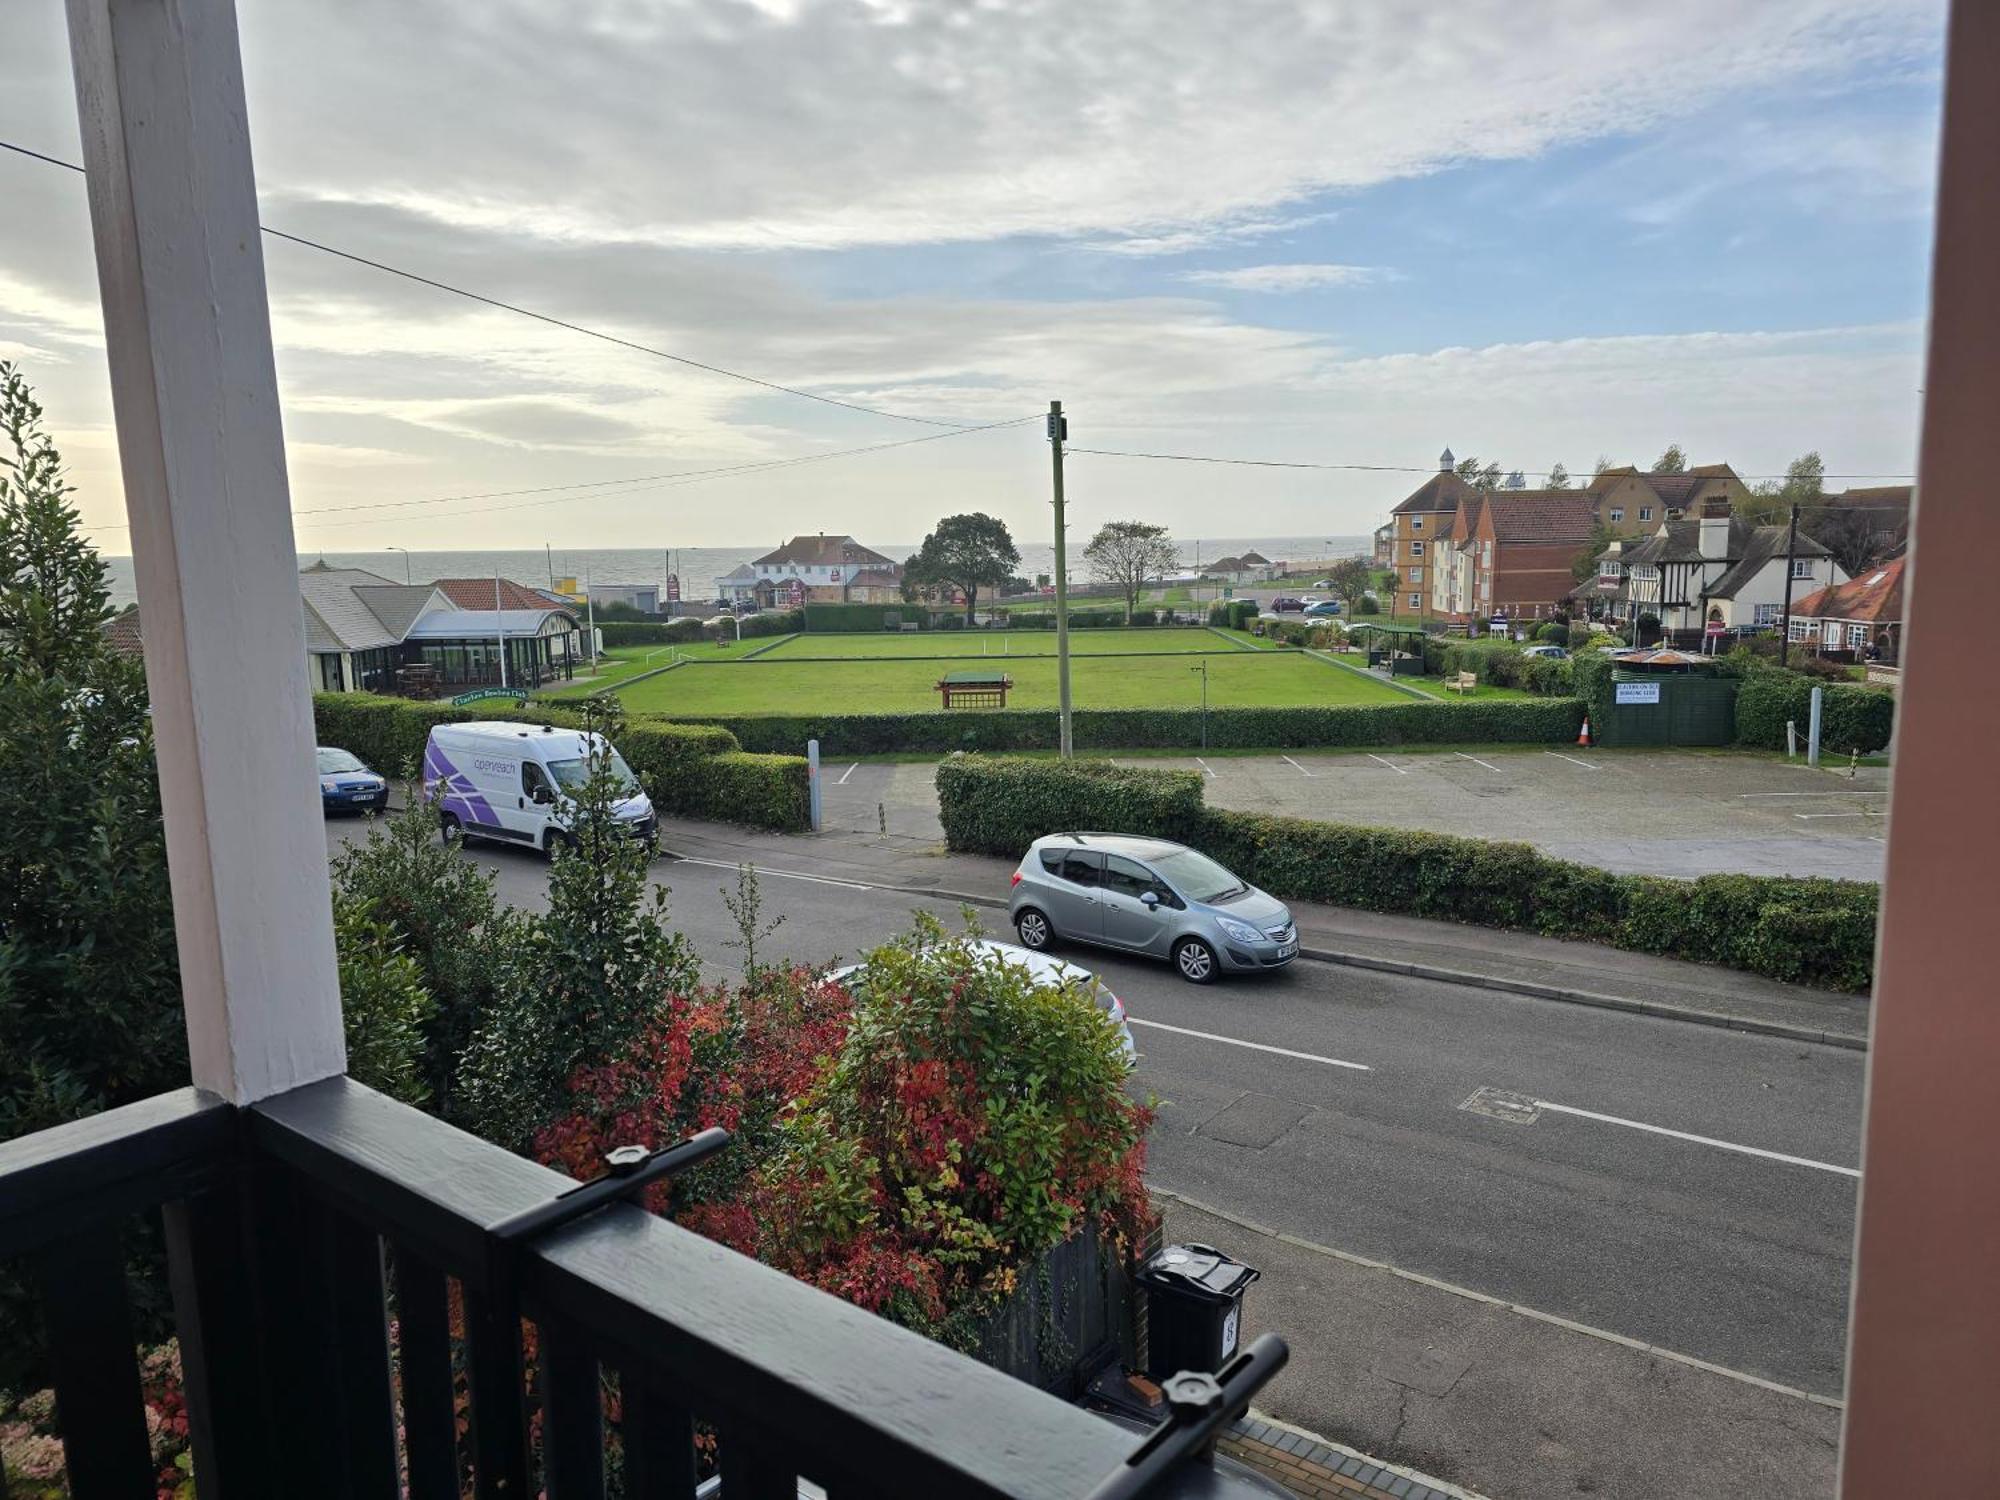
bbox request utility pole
[493,572,508,689]
[585,562,598,666]
[1778,501,1802,668]
[1049,400,1074,759]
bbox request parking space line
[1795,811,1867,819]
[1280,755,1316,778]
[836,763,858,785]
[1544,751,1601,771]
[1535,1099,1859,1178]
[1128,1017,1372,1072]
[1365,753,1408,775]
[1195,756,1219,779]
[668,855,872,891]
[1739,790,1882,797]
[1454,752,1503,772]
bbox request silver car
[1008,833,1298,984]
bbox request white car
[827,939,1136,1066]
[423,721,656,856]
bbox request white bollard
[807,738,822,832]
[1787,719,1798,759]
[1807,686,1824,769]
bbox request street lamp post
[385,545,410,584]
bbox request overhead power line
[1,136,984,430]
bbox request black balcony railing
[0,1076,1283,1500]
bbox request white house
[750,534,899,601]
[1610,498,1845,638]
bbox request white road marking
[1738,790,1883,798]
[1280,755,1316,778]
[1795,811,1867,820]
[1127,1017,1371,1072]
[1454,752,1503,772]
[1365,753,1408,775]
[669,856,872,892]
[1195,756,1219,779]
[1534,1100,1859,1178]
[1544,751,1601,771]
[836,763,858,785]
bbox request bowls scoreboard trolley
[936,671,1012,709]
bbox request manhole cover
[1459,1086,1541,1125]
[1198,1093,1313,1149]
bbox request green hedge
[600,619,707,647]
[1735,670,1894,753]
[1207,600,1259,630]
[681,698,1585,755]
[805,603,922,632]
[935,756,1205,852]
[311,693,808,831]
[936,756,1878,992]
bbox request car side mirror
[1140,890,1161,909]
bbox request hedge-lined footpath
[312,693,809,832]
[673,697,1585,756]
[935,756,1878,993]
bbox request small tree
[904,513,1020,622]
[721,862,786,984]
[1546,462,1571,489]
[1651,444,1688,474]
[1083,520,1178,624]
[1593,454,1617,475]
[1326,557,1373,610]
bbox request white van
[422,721,656,856]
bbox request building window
[1609,508,1624,523]
[1411,517,1423,530]
[1789,618,1811,642]
[1791,559,1816,579]
[1408,566,1421,582]
[1408,593,1422,610]
[1754,603,1782,625]
[1411,540,1425,556]
[1847,623,1868,649]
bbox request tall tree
[1546,462,1571,489]
[1743,451,1826,527]
[1453,456,1501,490]
[1651,444,1688,474]
[1083,520,1178,623]
[1806,499,1908,576]
[904,512,1021,621]
[1592,454,1616,475]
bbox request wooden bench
[1448,670,1478,695]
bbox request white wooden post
[66,0,346,1103]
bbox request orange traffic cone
[1577,716,1592,747]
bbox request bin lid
[1140,1242,1259,1301]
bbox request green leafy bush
[679,751,812,829]
[1536,622,1568,643]
[1207,599,1259,629]
[1734,667,1893,753]
[935,756,1879,991]
[331,895,437,1106]
[600,618,708,647]
[739,609,803,638]
[694,698,1585,755]
[805,602,924,632]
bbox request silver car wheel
[1175,938,1217,984]
[1016,909,1051,949]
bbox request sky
[0,0,1947,553]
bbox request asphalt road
[325,815,1861,1400]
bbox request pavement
[326,808,1865,1500]
[813,747,1891,884]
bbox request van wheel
[1174,937,1218,985]
[439,811,461,841]
[1014,908,1053,950]
[545,829,576,860]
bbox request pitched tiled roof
[844,567,903,588]
[103,604,144,658]
[298,568,411,650]
[1619,517,1830,572]
[1792,557,1904,624]
[751,535,897,569]
[433,578,575,614]
[1238,550,1271,565]
[352,584,446,640]
[1390,471,1474,515]
[1482,492,1599,543]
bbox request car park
[1009,833,1297,984]
[423,721,656,856]
[827,939,1135,1066]
[317,746,388,815]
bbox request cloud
[1181,264,1389,293]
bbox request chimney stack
[1699,495,1732,560]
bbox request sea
[101,535,1371,608]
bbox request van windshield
[546,749,640,795]
[1149,848,1246,903]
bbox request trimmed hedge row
[678,698,1586,756]
[805,603,921,632]
[311,693,807,831]
[1736,670,1894,754]
[1207,600,1260,630]
[600,619,707,647]
[935,755,1879,992]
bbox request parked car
[1521,644,1569,659]
[317,746,388,815]
[827,939,1135,1066]
[1269,596,1305,613]
[1303,600,1343,618]
[423,721,655,856]
[1009,833,1297,984]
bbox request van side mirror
[531,785,553,805]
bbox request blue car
[318,746,388,815]
[1303,600,1343,617]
